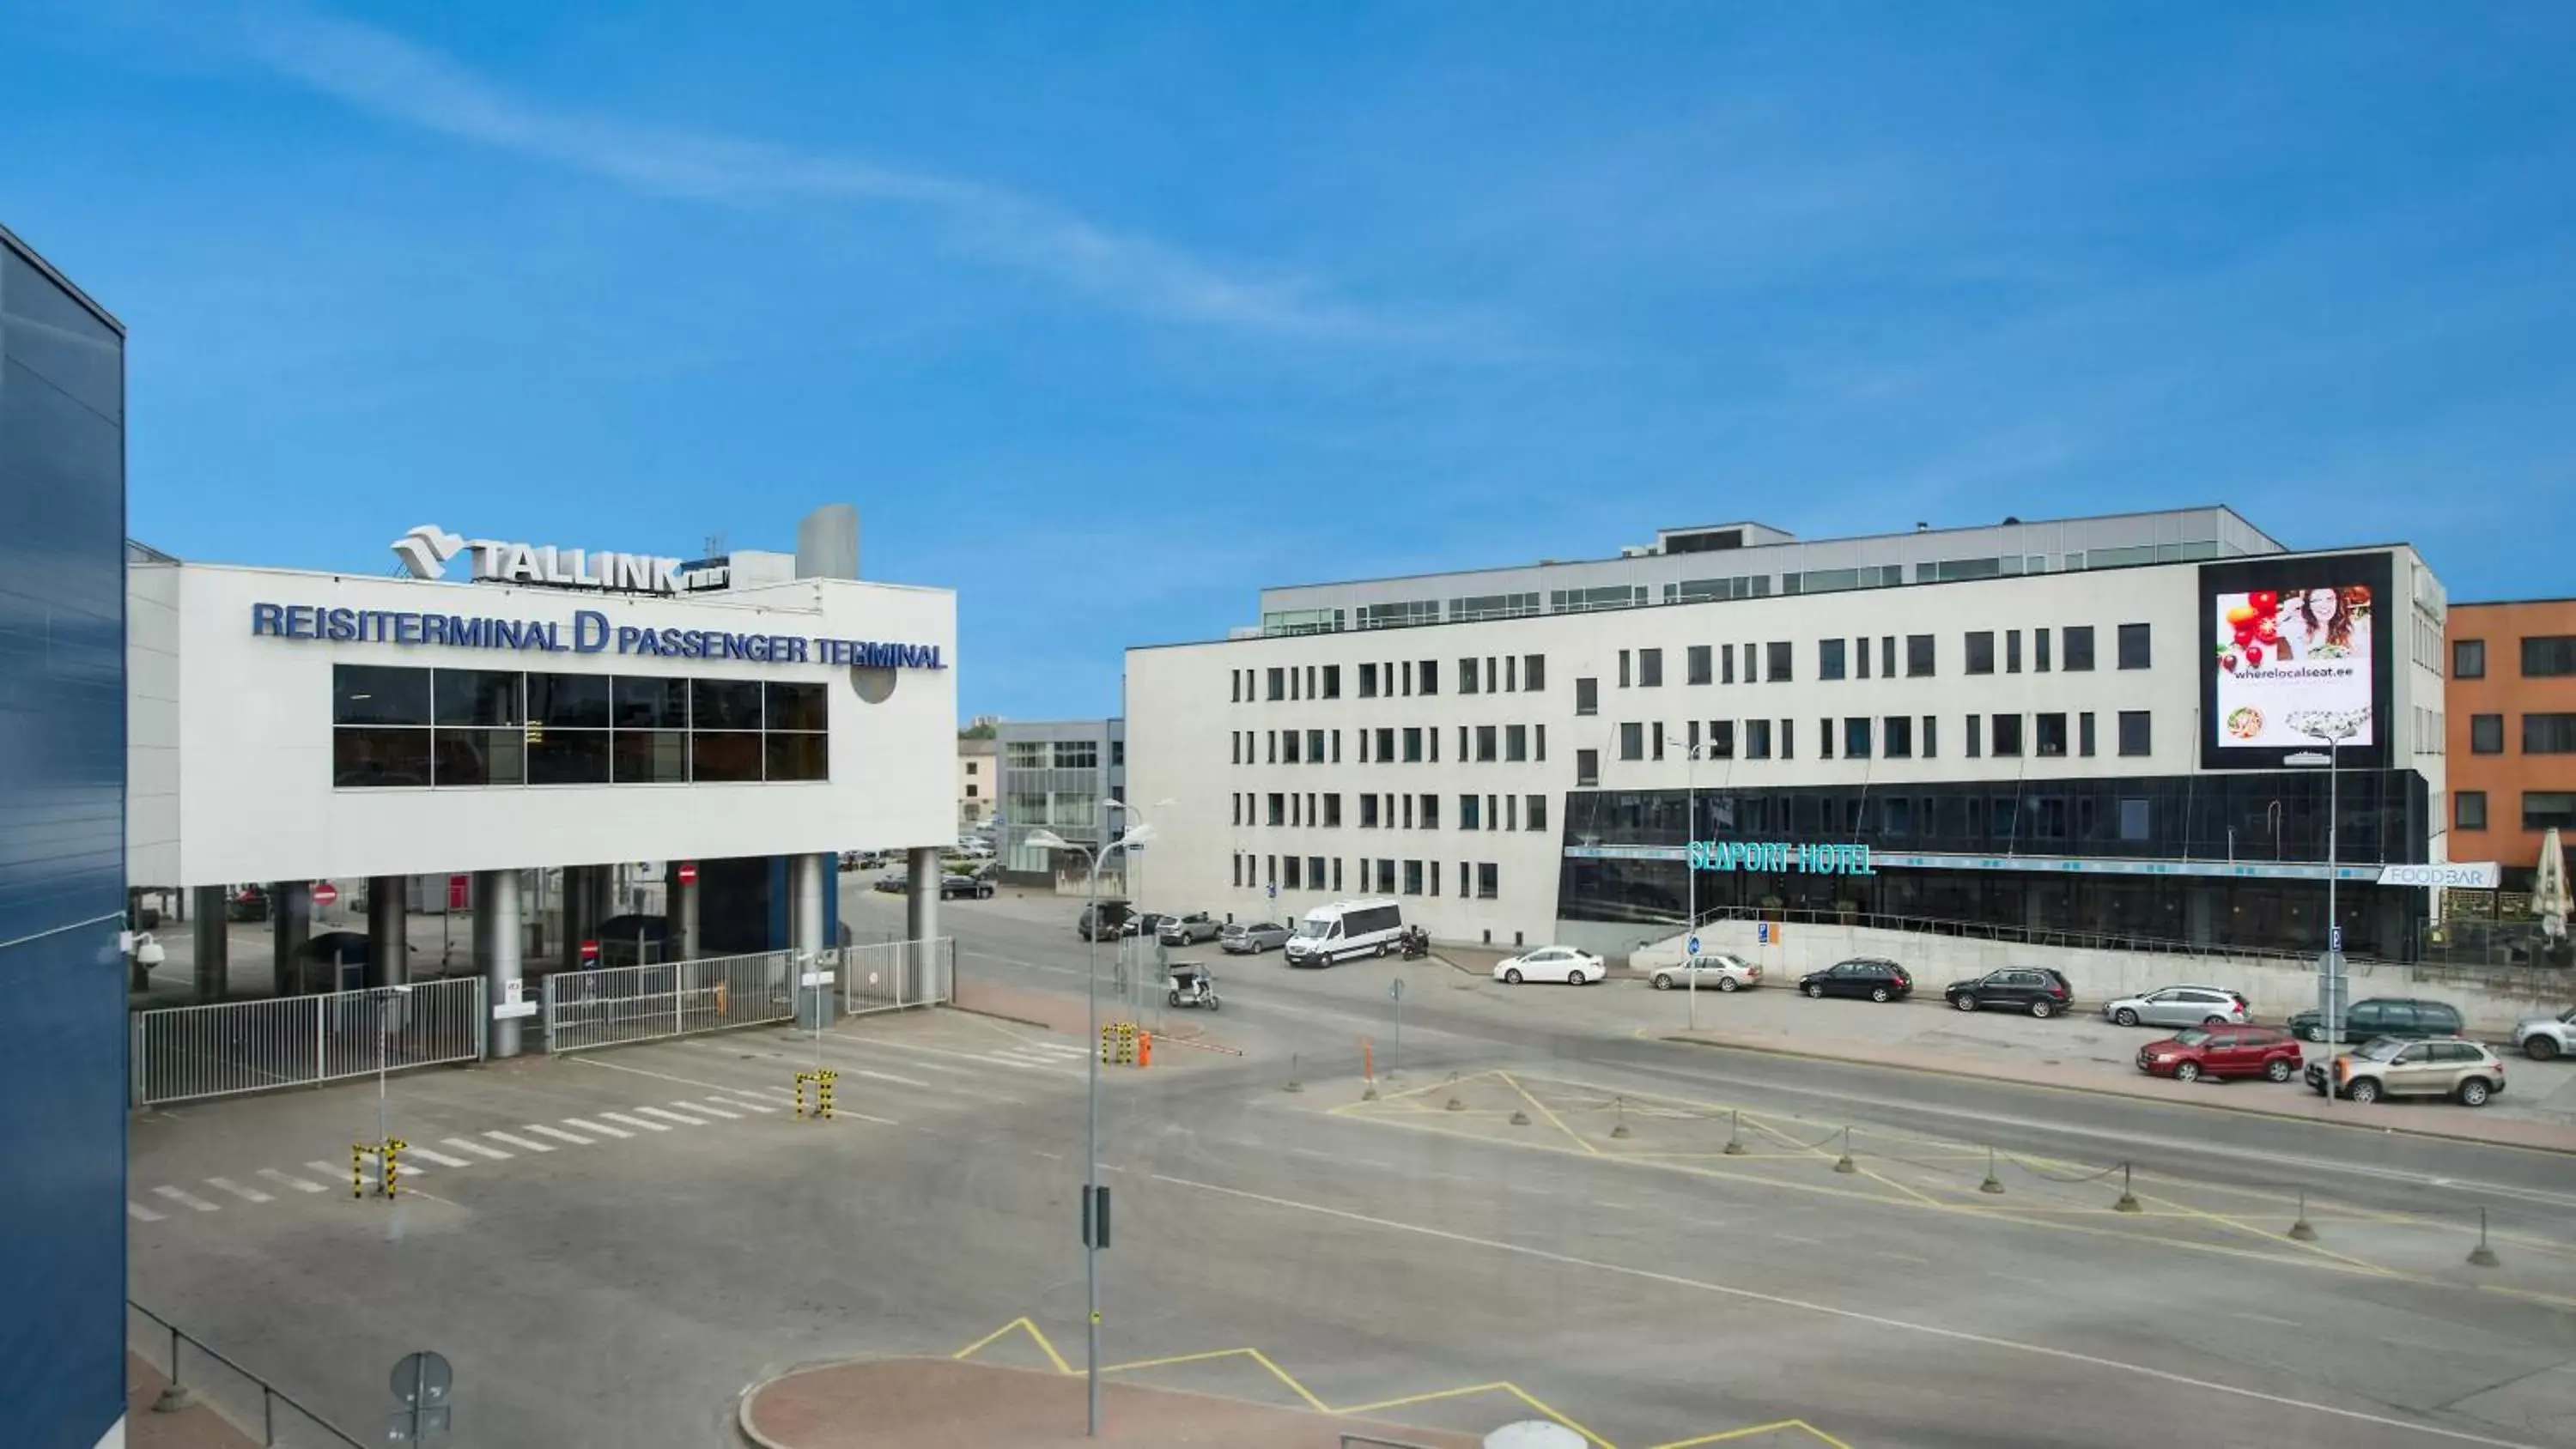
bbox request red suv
[2136,1025,2303,1083]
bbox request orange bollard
[1137,1031,1152,1068]
[1361,1037,1374,1082]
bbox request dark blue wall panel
[0,232,127,1449]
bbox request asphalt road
[124,878,2576,1449]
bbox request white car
[1649,952,1760,992]
[2101,984,2250,1029]
[2513,1006,2573,1061]
[1493,946,1606,985]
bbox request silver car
[2103,984,2250,1029]
[1219,919,1291,954]
[1647,952,1761,992]
[1157,911,1223,945]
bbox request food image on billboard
[2209,583,2374,749]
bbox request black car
[939,873,994,900]
[1076,901,1134,941]
[1799,958,1913,1003]
[2284,997,2464,1045]
[1944,967,2074,1018]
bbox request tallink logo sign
[392,524,705,595]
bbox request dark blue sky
[9,2,2572,718]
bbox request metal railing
[128,1300,363,1447]
[839,937,955,1015]
[131,978,487,1108]
[541,950,800,1053]
[1654,903,2363,972]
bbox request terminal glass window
[2063,626,2096,670]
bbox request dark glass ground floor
[1558,856,2418,959]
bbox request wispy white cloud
[231,5,1432,343]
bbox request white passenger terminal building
[127,509,959,1046]
[1125,508,2452,961]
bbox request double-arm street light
[1025,803,1156,1439]
[2287,712,2363,1096]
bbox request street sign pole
[1685,933,1702,1033]
[1388,977,1405,1080]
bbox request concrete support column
[271,882,312,995]
[791,852,831,1028]
[366,876,408,988]
[190,884,228,1003]
[474,869,524,1058]
[906,846,942,1003]
[672,864,701,962]
[561,865,604,973]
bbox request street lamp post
[1025,817,1153,1440]
[2289,714,2361,1095]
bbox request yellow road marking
[1651,1419,1857,1449]
[1097,1345,1333,1413]
[1338,1381,1613,1448]
[951,1316,1072,1375]
[1498,1070,1601,1155]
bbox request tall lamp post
[2288,713,2362,1091]
[1024,817,1154,1439]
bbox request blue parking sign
[1686,935,1702,956]
[1267,882,1278,900]
[1756,922,1771,946]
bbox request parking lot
[122,879,2576,1449]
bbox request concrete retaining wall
[1627,919,2572,1036]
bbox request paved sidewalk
[125,1353,258,1449]
[741,1357,1479,1449]
[1667,1022,2576,1154]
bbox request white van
[1284,898,1405,968]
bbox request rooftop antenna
[702,531,728,558]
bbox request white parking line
[443,1137,513,1161]
[560,1117,633,1139]
[129,1201,167,1222]
[599,1112,670,1133]
[404,1146,475,1167]
[843,1067,933,1089]
[711,1096,780,1114]
[681,1100,744,1119]
[257,1168,328,1195]
[483,1131,556,1154]
[524,1124,598,1145]
[152,1186,222,1213]
[635,1106,709,1127]
[205,1177,273,1204]
[306,1160,357,1185]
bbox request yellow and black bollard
[352,1142,367,1200]
[795,1070,839,1120]
[383,1138,405,1198]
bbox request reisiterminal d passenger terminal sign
[249,603,943,670]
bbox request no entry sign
[311,882,339,907]
[676,861,698,886]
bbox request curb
[1656,1033,2576,1157]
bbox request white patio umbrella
[2535,827,2571,944]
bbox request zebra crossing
[129,1024,1097,1226]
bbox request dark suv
[1944,967,2075,1018]
[2284,997,2464,1045]
[1798,958,1913,1003]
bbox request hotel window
[1306,727,1325,762]
[2079,712,2097,757]
[1267,667,1285,700]
[1478,724,1499,762]
[2034,628,2052,672]
[1855,637,1871,680]
[1401,795,1413,828]
[1282,731,1302,764]
[1333,858,1345,891]
[1477,863,1499,900]
[2525,792,2576,831]
[1619,722,1644,761]
[1324,794,1344,827]
[1376,859,1397,894]
[1285,856,1303,890]
[2118,710,2153,757]
[1403,860,1424,895]
[1619,650,1631,688]
[1360,795,1380,828]
[2117,622,2152,670]
[1906,634,1934,676]
[1359,663,1379,697]
[1710,720,1735,759]
[2526,637,2576,676]
[1965,632,1996,675]
[1991,713,2023,757]
[1461,794,1482,830]
[1420,794,1439,828]
[1403,727,1425,763]
[1267,793,1286,827]
[1639,648,1664,688]
[1687,645,1712,685]
[2006,630,2023,673]
[2063,626,2096,671]
[1506,724,1528,761]
[1527,794,1548,832]
[2527,713,2576,754]
[1419,659,1440,694]
[1777,718,1795,760]
[1525,654,1546,690]
[1844,717,1872,759]
[1965,713,1982,759]
[1819,639,1847,681]
[1882,716,1911,758]
[1576,677,1599,715]
[1722,644,1736,684]
[2452,639,2485,679]
[1460,658,1480,694]
[1504,656,1517,691]
[1765,641,1793,681]
[2470,714,2503,754]
[2456,791,2487,831]
[2035,712,2068,757]
[1745,719,1772,759]
[1819,718,1834,759]
[1922,715,1937,759]
[1880,636,1896,678]
[1577,749,1601,786]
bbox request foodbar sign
[1686,840,1874,876]
[250,603,944,670]
[392,524,722,596]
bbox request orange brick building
[2445,598,2576,888]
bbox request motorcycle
[1398,927,1431,961]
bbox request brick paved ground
[125,1353,258,1449]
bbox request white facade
[957,736,998,828]
[1126,541,2447,948]
[128,559,957,887]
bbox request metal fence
[131,978,487,1108]
[839,937,955,1015]
[540,949,803,1054]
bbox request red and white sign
[580,940,600,965]
[676,861,698,887]
[310,882,339,907]
[447,875,470,910]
